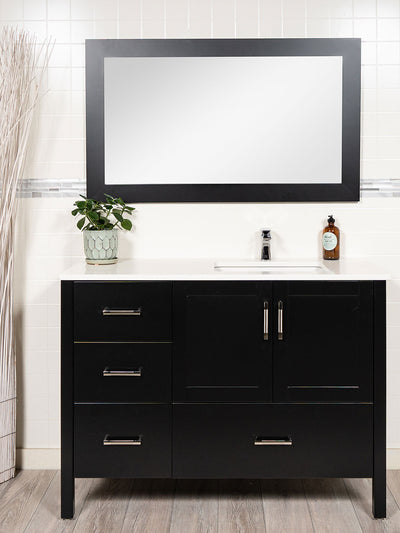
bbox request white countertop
[60,258,390,281]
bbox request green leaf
[72,194,133,230]
[77,217,86,230]
[121,219,132,231]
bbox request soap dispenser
[322,215,340,260]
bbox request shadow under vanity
[60,259,387,519]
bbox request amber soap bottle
[322,215,340,260]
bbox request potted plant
[71,194,134,264]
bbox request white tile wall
[13,197,400,452]
[2,0,397,186]
[3,0,400,454]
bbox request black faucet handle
[262,245,270,260]
[261,229,271,239]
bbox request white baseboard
[387,449,400,469]
[17,448,60,470]
[16,448,400,471]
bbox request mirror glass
[104,56,343,186]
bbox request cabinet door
[173,282,272,402]
[273,281,373,402]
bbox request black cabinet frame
[61,280,386,519]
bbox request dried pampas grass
[0,27,52,482]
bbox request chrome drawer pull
[102,308,142,316]
[277,300,283,341]
[103,367,142,377]
[103,435,142,446]
[254,437,292,446]
[263,301,269,340]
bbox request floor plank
[344,478,400,533]
[24,471,92,533]
[0,474,11,499]
[387,470,400,510]
[121,479,175,533]
[2,471,400,532]
[261,479,314,533]
[170,480,218,533]
[218,480,266,533]
[71,478,133,533]
[0,470,55,533]
[304,478,363,533]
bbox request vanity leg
[373,281,386,519]
[373,473,386,519]
[61,472,75,519]
[61,281,75,519]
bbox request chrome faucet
[261,229,271,260]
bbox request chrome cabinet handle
[263,301,269,340]
[103,435,142,446]
[277,300,283,341]
[102,308,142,316]
[254,437,292,446]
[103,367,142,377]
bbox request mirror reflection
[104,56,343,186]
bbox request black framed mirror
[86,38,361,203]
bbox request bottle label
[323,232,337,251]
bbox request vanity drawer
[74,282,172,341]
[74,404,171,478]
[74,343,171,402]
[173,404,372,479]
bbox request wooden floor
[1,472,400,533]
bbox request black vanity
[61,261,387,519]
[61,36,387,520]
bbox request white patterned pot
[83,229,118,265]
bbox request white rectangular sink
[214,261,330,274]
